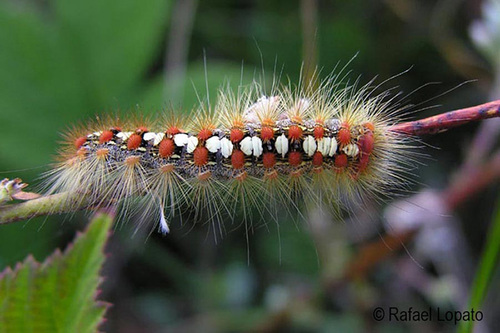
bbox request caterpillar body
[41,79,415,235]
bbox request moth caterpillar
[31,74,418,236]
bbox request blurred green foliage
[0,0,171,173]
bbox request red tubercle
[197,171,212,181]
[358,132,374,156]
[125,155,141,166]
[231,150,245,169]
[74,137,87,149]
[364,122,375,132]
[159,138,175,158]
[193,147,209,166]
[334,153,348,169]
[262,118,275,127]
[127,133,142,150]
[313,126,324,140]
[312,151,323,167]
[136,126,149,134]
[262,152,276,168]
[234,171,248,182]
[290,115,303,124]
[230,128,244,143]
[337,122,351,145]
[96,148,109,158]
[233,119,245,128]
[337,127,351,145]
[99,130,114,144]
[76,147,88,158]
[160,164,175,173]
[337,123,351,146]
[288,125,303,141]
[198,128,212,141]
[166,126,181,136]
[261,126,274,141]
[288,151,302,167]
[264,170,278,180]
[357,153,370,173]
[312,166,323,174]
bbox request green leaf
[458,195,500,333]
[0,213,113,333]
[51,0,172,107]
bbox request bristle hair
[39,72,419,235]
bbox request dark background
[0,0,498,332]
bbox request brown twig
[444,151,500,209]
[343,151,500,282]
[389,100,500,135]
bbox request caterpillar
[37,75,416,236]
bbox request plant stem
[389,100,500,135]
[0,192,89,225]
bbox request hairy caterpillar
[37,75,416,236]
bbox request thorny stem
[0,192,89,225]
[1,100,500,224]
[388,100,500,135]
